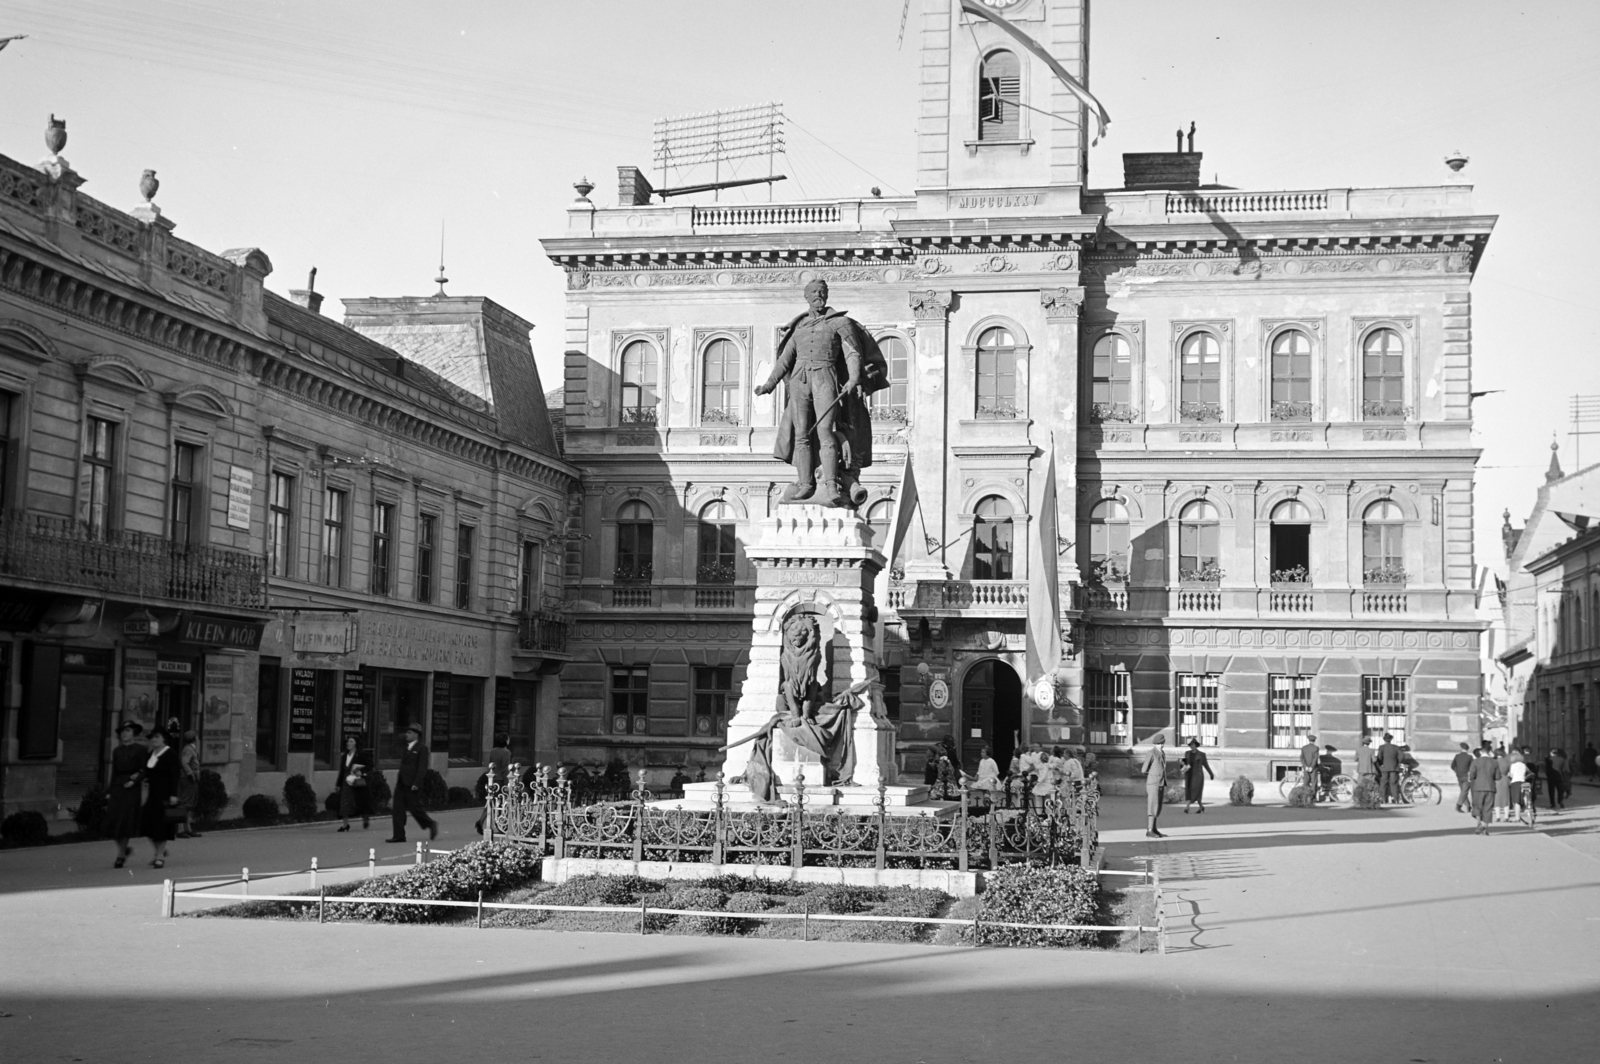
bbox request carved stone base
[675,781,938,811]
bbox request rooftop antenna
[433,221,448,297]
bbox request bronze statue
[756,280,888,509]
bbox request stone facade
[0,143,574,819]
[541,0,1496,786]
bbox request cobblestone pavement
[1,792,1596,1064]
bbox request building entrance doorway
[375,670,428,763]
[961,659,1022,773]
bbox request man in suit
[1355,736,1377,781]
[1141,733,1168,839]
[1450,741,1475,813]
[1467,747,1503,834]
[1299,734,1321,802]
[1377,732,1403,804]
[388,723,438,843]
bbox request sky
[2,0,1597,574]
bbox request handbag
[346,765,368,788]
[163,802,187,823]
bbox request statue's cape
[771,309,887,469]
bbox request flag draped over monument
[958,0,1111,145]
[1025,434,1062,684]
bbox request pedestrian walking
[1493,746,1511,822]
[104,720,146,868]
[1182,738,1213,813]
[175,730,202,838]
[1468,746,1502,834]
[1377,732,1403,804]
[1550,748,1570,809]
[336,736,373,832]
[1582,741,1598,782]
[138,728,182,868]
[475,733,511,834]
[1451,742,1474,813]
[386,723,438,843]
[1142,734,1168,838]
[1508,754,1530,823]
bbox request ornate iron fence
[485,768,1098,871]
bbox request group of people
[919,737,1096,812]
[1452,741,1576,832]
[103,718,201,869]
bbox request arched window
[1270,329,1313,421]
[1090,334,1134,422]
[1178,499,1220,581]
[978,50,1021,141]
[870,335,910,422]
[700,337,742,425]
[1179,332,1222,422]
[615,500,654,584]
[619,340,658,425]
[1088,499,1129,581]
[1362,500,1405,584]
[1270,498,1311,583]
[696,500,737,584]
[975,327,1020,419]
[1362,328,1406,420]
[973,495,1015,580]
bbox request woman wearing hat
[138,727,182,868]
[104,720,147,868]
[1181,738,1213,814]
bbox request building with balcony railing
[0,133,575,820]
[540,0,1494,785]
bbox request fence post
[310,856,318,890]
[791,771,806,870]
[318,886,326,924]
[972,904,981,947]
[639,898,647,936]
[415,841,423,866]
[712,773,727,866]
[632,770,647,864]
[874,781,887,871]
[987,804,1000,870]
[957,780,969,873]
[477,890,483,929]
[802,895,809,942]
[553,766,568,860]
[1155,866,1166,955]
[161,879,174,919]
[368,848,376,879]
[242,867,249,897]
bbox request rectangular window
[417,513,437,603]
[1361,675,1408,745]
[322,488,347,587]
[1091,336,1132,408]
[1362,523,1403,575]
[83,417,116,538]
[519,540,542,614]
[371,502,394,596]
[454,524,475,609]
[692,665,734,737]
[1178,523,1220,576]
[610,666,650,735]
[448,678,483,762]
[975,346,1018,419]
[255,658,282,771]
[268,473,294,578]
[1176,672,1220,748]
[0,391,15,508]
[169,442,199,548]
[1268,675,1313,749]
[1085,669,1132,745]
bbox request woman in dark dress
[104,720,147,868]
[335,736,373,832]
[138,728,182,868]
[1181,737,1214,814]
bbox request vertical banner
[122,647,159,736]
[341,670,367,746]
[431,672,453,750]
[289,668,316,753]
[201,656,234,764]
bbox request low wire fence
[484,769,1099,872]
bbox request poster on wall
[226,466,254,530]
[341,670,367,745]
[289,669,316,753]
[122,648,159,735]
[431,672,452,749]
[201,656,234,764]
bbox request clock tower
[915,0,1092,218]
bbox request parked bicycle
[1399,766,1442,805]
[1278,767,1354,803]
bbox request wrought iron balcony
[1090,402,1139,423]
[1271,401,1315,422]
[1362,400,1410,421]
[1179,401,1224,423]
[515,610,571,654]
[0,512,265,609]
[619,406,658,425]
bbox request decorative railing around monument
[484,768,1099,871]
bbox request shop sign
[226,466,254,530]
[157,660,193,676]
[289,668,316,752]
[294,613,354,655]
[358,614,486,673]
[341,671,368,743]
[179,613,265,650]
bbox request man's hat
[116,719,143,736]
[403,723,422,736]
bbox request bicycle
[1399,767,1442,805]
[1278,767,1354,802]
[1517,781,1537,828]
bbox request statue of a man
[755,280,887,508]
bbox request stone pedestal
[715,504,900,795]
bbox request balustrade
[1166,190,1329,215]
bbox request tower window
[978,50,1021,141]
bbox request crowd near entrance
[961,658,1022,772]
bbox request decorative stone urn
[44,114,66,156]
[139,169,159,205]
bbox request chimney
[1123,122,1203,190]
[288,265,323,314]
[617,166,655,206]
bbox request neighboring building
[542,0,1496,784]
[1500,445,1600,756]
[0,137,574,820]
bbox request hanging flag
[959,0,1111,145]
[1025,433,1062,686]
[0,35,27,53]
[885,455,919,574]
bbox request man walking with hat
[387,722,438,843]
